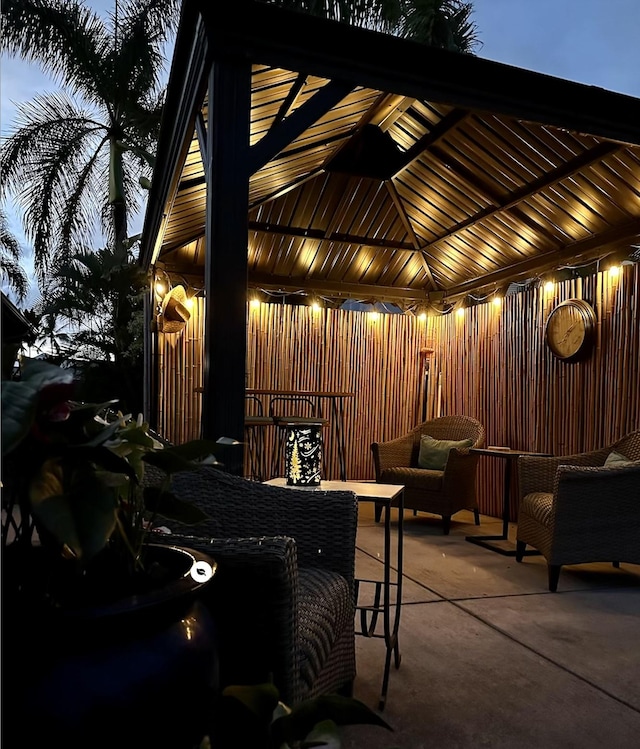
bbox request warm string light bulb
[544,281,554,293]
[418,312,427,321]
[456,307,465,318]
[609,265,621,278]
[249,298,260,309]
[369,311,379,321]
[492,296,502,308]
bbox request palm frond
[1,0,112,105]
[1,92,113,278]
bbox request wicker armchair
[371,415,486,534]
[516,431,640,591]
[153,466,358,706]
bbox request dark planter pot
[4,543,219,749]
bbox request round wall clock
[545,298,596,361]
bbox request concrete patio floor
[343,503,640,749]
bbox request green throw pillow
[418,435,474,470]
[604,450,633,466]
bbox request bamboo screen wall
[157,264,640,520]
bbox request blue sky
[2,0,640,303]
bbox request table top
[264,478,403,502]
[471,447,553,459]
[247,389,355,398]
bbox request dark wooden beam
[248,273,431,303]
[273,72,307,127]
[202,57,252,468]
[444,219,640,298]
[417,141,621,256]
[386,180,438,290]
[247,219,416,251]
[249,79,354,174]
[139,8,209,267]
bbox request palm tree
[0,208,29,303]
[268,0,480,52]
[0,0,180,282]
[35,243,149,412]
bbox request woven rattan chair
[371,415,486,534]
[151,466,358,706]
[516,431,640,591]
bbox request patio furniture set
[149,418,638,714]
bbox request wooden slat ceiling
[153,20,640,308]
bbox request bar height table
[247,390,355,480]
[465,447,551,556]
[264,478,404,710]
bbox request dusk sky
[1,0,639,302]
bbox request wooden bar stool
[244,395,275,481]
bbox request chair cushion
[521,492,554,527]
[381,466,444,490]
[298,567,353,691]
[418,435,474,470]
[604,450,634,466]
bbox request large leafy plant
[1,356,222,592]
[208,682,394,748]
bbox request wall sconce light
[284,422,323,487]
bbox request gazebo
[139,0,640,515]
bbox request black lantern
[284,421,324,486]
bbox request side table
[465,447,551,556]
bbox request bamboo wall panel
[156,264,639,520]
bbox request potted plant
[210,682,394,748]
[1,356,226,749]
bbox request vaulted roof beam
[248,273,430,303]
[247,220,416,250]
[390,109,470,176]
[444,219,640,299]
[418,141,621,255]
[273,72,308,127]
[386,180,438,290]
[249,79,354,173]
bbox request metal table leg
[355,490,404,711]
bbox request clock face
[545,299,596,361]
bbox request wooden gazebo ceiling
[150,1,640,307]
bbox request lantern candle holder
[284,421,324,487]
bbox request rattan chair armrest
[518,448,608,498]
[442,449,480,494]
[552,462,640,530]
[155,532,304,704]
[371,434,414,475]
